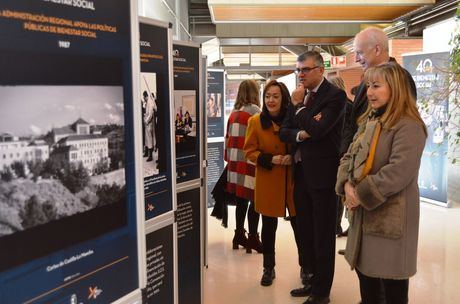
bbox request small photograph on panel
[206,93,221,117]
[140,72,163,177]
[206,93,222,118]
[174,90,197,154]
[0,86,126,237]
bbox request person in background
[184,111,193,133]
[244,80,301,286]
[335,63,426,304]
[175,113,184,132]
[328,76,353,239]
[207,95,217,117]
[224,79,262,254]
[144,91,157,162]
[141,91,148,157]
[151,93,159,152]
[341,26,416,156]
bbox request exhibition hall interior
[0,0,459,303]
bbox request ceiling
[210,3,428,23]
[189,0,458,74]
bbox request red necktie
[304,91,316,107]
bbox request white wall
[423,17,457,53]
[139,0,190,41]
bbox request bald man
[340,27,417,154]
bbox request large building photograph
[0,85,126,237]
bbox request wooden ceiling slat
[212,5,422,21]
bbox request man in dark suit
[280,51,346,304]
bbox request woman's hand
[344,181,360,209]
[272,155,292,165]
[281,155,292,166]
[271,155,283,165]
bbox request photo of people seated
[174,91,197,154]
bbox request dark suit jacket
[280,78,346,189]
[340,58,417,154]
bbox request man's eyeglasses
[295,66,319,74]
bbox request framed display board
[139,18,175,220]
[173,41,202,184]
[0,0,142,302]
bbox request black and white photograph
[140,72,162,177]
[174,90,197,154]
[0,85,126,237]
[206,93,222,118]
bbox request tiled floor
[204,202,460,304]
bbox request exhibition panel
[177,186,203,304]
[403,52,450,207]
[0,0,142,302]
[144,218,176,304]
[206,70,226,208]
[207,70,226,138]
[173,41,202,184]
[139,18,176,220]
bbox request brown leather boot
[246,233,263,254]
[232,229,247,249]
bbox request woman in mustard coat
[244,80,300,287]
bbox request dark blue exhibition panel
[206,70,225,138]
[139,20,174,220]
[206,141,225,208]
[403,52,449,205]
[0,1,139,302]
[177,188,201,304]
[145,224,174,304]
[173,43,201,183]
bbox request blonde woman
[336,62,426,304]
[225,80,262,253]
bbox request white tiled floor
[204,202,460,304]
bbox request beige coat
[336,116,426,279]
[244,113,296,217]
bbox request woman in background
[328,75,353,238]
[184,111,193,133]
[225,79,262,254]
[244,80,300,286]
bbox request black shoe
[290,284,312,297]
[336,227,343,236]
[303,295,330,304]
[337,229,348,237]
[338,249,345,255]
[300,267,306,280]
[260,268,275,286]
[146,148,153,162]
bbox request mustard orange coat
[244,113,295,217]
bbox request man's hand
[313,112,322,121]
[298,130,310,141]
[291,84,306,106]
